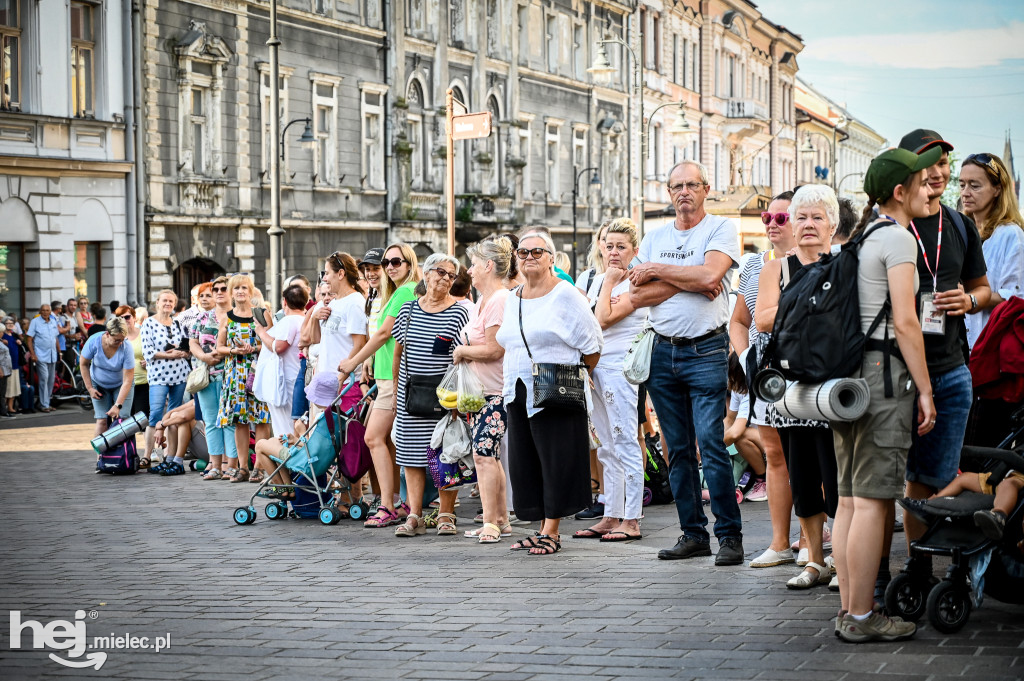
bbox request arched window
[486,94,501,194]
[407,78,426,190]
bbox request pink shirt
[464,288,509,396]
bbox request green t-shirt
[374,281,417,381]
[554,266,574,285]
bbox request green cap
[864,146,942,202]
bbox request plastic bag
[440,415,472,465]
[456,364,486,413]
[435,364,458,409]
[622,323,654,385]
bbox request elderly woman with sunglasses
[729,191,801,569]
[496,230,603,555]
[390,253,470,537]
[80,316,135,439]
[188,276,237,479]
[339,243,422,528]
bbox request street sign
[451,112,492,140]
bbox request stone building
[0,0,134,319]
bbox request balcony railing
[726,99,769,120]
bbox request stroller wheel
[885,573,928,622]
[349,501,369,521]
[265,502,287,520]
[233,507,256,525]
[926,580,972,633]
[319,506,342,526]
[642,487,653,507]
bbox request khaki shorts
[372,379,394,411]
[979,470,1024,495]
[832,351,915,499]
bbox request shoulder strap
[942,204,969,249]
[516,288,535,363]
[399,301,415,380]
[780,256,792,288]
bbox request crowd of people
[5,128,1022,644]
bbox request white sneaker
[744,479,768,502]
[749,547,796,568]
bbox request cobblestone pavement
[0,414,1021,680]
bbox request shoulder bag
[401,303,446,418]
[517,289,587,412]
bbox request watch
[969,294,978,311]
[115,403,123,409]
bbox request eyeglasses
[761,212,790,227]
[383,257,409,268]
[212,286,228,292]
[965,153,1000,177]
[516,247,551,260]
[667,181,706,194]
[430,268,457,281]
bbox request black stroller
[889,405,1024,633]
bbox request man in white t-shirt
[629,160,744,566]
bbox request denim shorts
[90,385,135,421]
[907,363,972,490]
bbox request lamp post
[799,116,846,190]
[571,165,601,279]
[280,118,316,158]
[267,0,283,309]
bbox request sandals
[465,521,512,538]
[510,532,542,551]
[423,508,439,528]
[138,457,151,469]
[228,468,249,483]
[528,534,561,556]
[436,513,458,536]
[201,468,223,481]
[247,469,266,484]
[573,527,607,539]
[786,561,832,589]
[600,531,642,542]
[394,514,425,537]
[477,523,502,544]
[363,507,400,528]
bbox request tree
[942,151,961,209]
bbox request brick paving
[0,413,1021,680]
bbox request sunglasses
[212,286,228,292]
[965,153,1000,176]
[516,247,551,260]
[383,257,408,268]
[430,268,457,281]
[120,314,133,320]
[761,212,790,227]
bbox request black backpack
[762,220,895,394]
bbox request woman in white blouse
[496,230,603,556]
[574,218,648,542]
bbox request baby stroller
[232,377,375,527]
[889,405,1024,633]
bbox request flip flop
[600,531,642,542]
[572,527,607,539]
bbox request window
[189,87,208,174]
[545,121,560,198]
[360,83,388,190]
[679,38,687,88]
[545,14,557,73]
[407,79,426,190]
[486,0,500,58]
[70,1,95,117]
[311,77,340,185]
[312,0,327,14]
[450,0,465,45]
[260,66,291,177]
[1,0,20,111]
[672,35,678,84]
[485,95,501,194]
[407,0,426,35]
[0,243,24,319]
[73,242,101,299]
[176,23,230,180]
[692,43,699,92]
[573,22,585,80]
[727,55,735,97]
[572,127,586,168]
[713,50,720,96]
[713,143,721,189]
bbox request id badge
[920,293,945,335]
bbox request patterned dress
[217,312,270,426]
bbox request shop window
[0,243,24,319]
[73,242,101,299]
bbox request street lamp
[280,118,316,159]
[799,116,846,189]
[571,166,601,279]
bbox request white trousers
[591,367,643,520]
[268,403,293,438]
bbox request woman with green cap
[831,147,939,644]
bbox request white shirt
[966,222,1024,348]
[636,215,740,338]
[585,274,648,369]
[496,280,603,417]
[318,292,367,377]
[270,314,304,384]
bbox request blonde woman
[339,243,422,527]
[576,219,612,294]
[216,274,272,483]
[140,290,191,474]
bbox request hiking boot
[715,537,745,566]
[974,509,1007,540]
[836,611,916,643]
[658,535,712,560]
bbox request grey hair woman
[80,315,136,439]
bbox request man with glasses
[25,304,63,412]
[628,160,745,566]
[889,130,991,590]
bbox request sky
[753,0,1024,180]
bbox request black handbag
[517,289,587,412]
[400,303,446,418]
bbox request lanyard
[907,210,942,290]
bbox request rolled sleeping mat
[772,378,870,423]
[90,411,149,454]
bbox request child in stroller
[932,465,1024,544]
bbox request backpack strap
[942,204,969,250]
[780,257,792,289]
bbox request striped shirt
[392,300,470,467]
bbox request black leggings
[780,425,839,519]
[506,379,592,522]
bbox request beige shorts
[979,470,1024,495]
[832,351,915,499]
[372,379,394,411]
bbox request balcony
[179,179,226,215]
[726,99,768,120]
[405,191,443,221]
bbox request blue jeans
[291,356,309,419]
[908,363,972,490]
[148,382,186,427]
[196,376,237,459]
[36,361,56,409]
[644,333,742,542]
